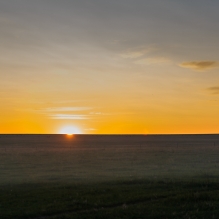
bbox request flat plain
[1,134,219,218]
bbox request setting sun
[58,126,82,135]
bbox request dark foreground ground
[1,135,219,218]
[1,177,219,219]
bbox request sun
[58,125,82,135]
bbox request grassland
[1,177,219,219]
[1,135,219,218]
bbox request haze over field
[0,0,218,134]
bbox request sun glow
[58,125,82,135]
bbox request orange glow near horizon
[0,110,219,134]
[65,133,74,139]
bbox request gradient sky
[0,0,219,134]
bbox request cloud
[50,114,89,120]
[37,106,92,120]
[85,128,96,131]
[179,61,218,71]
[134,57,170,65]
[44,107,92,112]
[120,46,156,59]
[120,46,171,65]
[207,86,219,95]
[120,48,150,59]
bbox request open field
[1,134,219,218]
[1,179,219,219]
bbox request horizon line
[0,133,219,135]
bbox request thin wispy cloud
[134,57,170,65]
[85,128,96,131]
[44,107,92,112]
[179,61,218,71]
[120,46,153,59]
[38,107,93,120]
[206,86,219,95]
[120,46,170,65]
[50,114,89,120]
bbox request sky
[0,0,219,134]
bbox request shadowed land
[1,178,219,219]
[1,134,219,218]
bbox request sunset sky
[0,0,219,134]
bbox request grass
[1,135,219,218]
[1,177,219,219]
